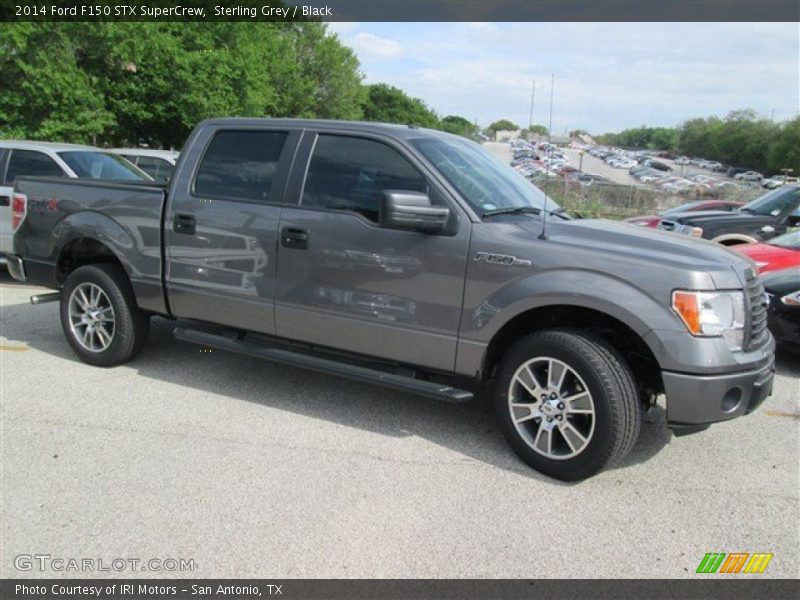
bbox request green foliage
[360,83,439,128]
[674,110,793,175]
[486,119,520,134]
[0,22,365,147]
[597,126,677,151]
[439,115,478,138]
[525,124,549,137]
[0,23,113,143]
[767,117,800,176]
[598,110,798,176]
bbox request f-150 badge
[474,252,532,266]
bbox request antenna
[528,80,536,129]
[539,73,555,240]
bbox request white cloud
[349,32,404,60]
[337,22,799,132]
[327,21,359,36]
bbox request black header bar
[1,0,799,22]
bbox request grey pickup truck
[8,119,775,480]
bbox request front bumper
[6,254,26,282]
[663,354,775,428]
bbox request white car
[109,148,179,180]
[734,170,763,182]
[0,140,149,260]
[612,159,637,169]
[763,176,799,189]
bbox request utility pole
[528,80,536,129]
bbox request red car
[734,230,800,273]
[625,200,744,228]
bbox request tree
[439,115,478,138]
[486,119,519,135]
[525,124,549,137]
[360,83,439,128]
[597,126,677,150]
[767,117,800,176]
[0,22,366,148]
[0,23,113,143]
[270,22,365,121]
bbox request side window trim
[189,128,299,205]
[0,149,9,186]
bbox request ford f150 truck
[658,185,800,245]
[8,119,775,480]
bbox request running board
[173,327,474,403]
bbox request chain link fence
[532,175,764,220]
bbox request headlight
[672,290,746,350]
[676,224,703,237]
[781,290,800,307]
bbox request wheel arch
[481,304,664,397]
[711,233,758,246]
[56,237,126,286]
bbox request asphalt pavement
[1,273,798,578]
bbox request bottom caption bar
[1,579,798,600]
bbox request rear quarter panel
[13,177,167,313]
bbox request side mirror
[380,191,450,232]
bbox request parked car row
[623,187,800,351]
[510,139,613,187]
[763,175,799,189]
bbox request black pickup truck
[658,185,800,245]
[7,118,775,480]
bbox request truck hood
[663,209,766,226]
[515,217,754,289]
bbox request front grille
[745,274,769,350]
[659,220,677,232]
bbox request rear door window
[194,131,288,202]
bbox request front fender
[461,268,683,342]
[453,269,688,376]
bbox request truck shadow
[5,301,691,485]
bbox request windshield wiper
[482,206,541,218]
[551,207,581,219]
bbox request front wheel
[60,263,150,367]
[494,329,641,481]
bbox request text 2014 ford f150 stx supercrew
[8,119,775,480]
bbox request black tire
[60,263,150,367]
[494,328,641,481]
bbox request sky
[328,22,800,134]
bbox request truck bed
[12,176,169,314]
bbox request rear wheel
[494,329,641,481]
[60,264,149,367]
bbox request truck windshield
[411,136,560,217]
[769,230,800,250]
[742,186,800,216]
[58,151,150,181]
